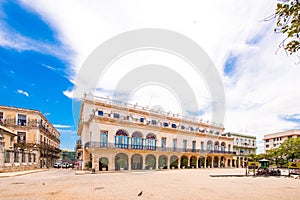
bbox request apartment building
[263,129,300,153]
[0,105,60,171]
[228,132,256,168]
[77,95,235,171]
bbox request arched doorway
[145,133,156,150]
[190,156,197,168]
[115,153,128,170]
[221,142,226,152]
[198,156,205,168]
[213,157,219,168]
[214,141,219,152]
[170,155,178,169]
[207,140,213,152]
[131,131,143,150]
[131,154,143,170]
[206,156,212,168]
[99,157,109,171]
[145,154,156,169]
[227,159,231,167]
[158,155,168,169]
[220,156,226,168]
[115,129,129,149]
[180,156,188,169]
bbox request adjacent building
[228,132,257,168]
[0,105,60,171]
[77,94,235,172]
[263,129,300,153]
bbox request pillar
[128,155,131,170]
[156,156,159,170]
[196,157,199,168]
[204,157,206,168]
[187,156,190,167]
[177,157,180,169]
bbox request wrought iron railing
[84,142,236,154]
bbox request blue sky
[1,0,300,153]
[0,1,77,150]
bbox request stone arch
[158,155,168,169]
[207,140,213,151]
[115,153,128,170]
[115,129,129,148]
[180,155,188,168]
[99,157,109,171]
[131,131,143,149]
[190,156,197,168]
[206,156,212,168]
[145,133,156,150]
[170,155,178,169]
[198,156,205,168]
[220,156,226,168]
[213,157,219,168]
[131,154,143,170]
[145,154,156,169]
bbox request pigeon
[138,191,143,196]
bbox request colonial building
[263,129,300,153]
[0,125,17,171]
[77,95,235,171]
[0,105,60,170]
[228,132,256,168]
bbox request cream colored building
[228,132,256,168]
[77,95,235,171]
[0,105,60,171]
[263,129,300,153]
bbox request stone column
[128,155,131,170]
[196,157,199,169]
[144,154,147,169]
[218,157,221,168]
[187,156,190,168]
[204,157,206,168]
[156,156,159,170]
[177,157,180,169]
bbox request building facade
[77,95,235,171]
[228,132,257,168]
[263,129,300,153]
[0,105,60,171]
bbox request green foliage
[275,0,300,54]
[181,157,188,166]
[85,161,92,169]
[159,157,166,167]
[147,157,155,167]
[117,158,126,168]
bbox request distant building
[263,129,300,153]
[0,105,60,171]
[227,132,257,168]
[77,94,235,172]
[0,125,17,171]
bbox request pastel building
[0,105,60,171]
[77,95,235,171]
[263,129,300,153]
[228,132,257,168]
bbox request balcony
[84,142,236,154]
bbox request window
[115,130,128,149]
[98,110,103,116]
[181,125,185,129]
[33,154,36,162]
[145,133,156,150]
[4,150,10,163]
[100,130,108,147]
[183,140,187,151]
[28,153,32,163]
[17,114,27,126]
[163,122,168,127]
[161,137,166,149]
[171,123,177,128]
[14,151,19,162]
[113,113,120,119]
[0,111,4,125]
[22,151,26,162]
[17,132,26,143]
[140,118,144,123]
[266,144,269,148]
[151,120,157,125]
[131,131,143,149]
[266,139,269,142]
[192,141,196,151]
[190,127,194,131]
[236,138,239,144]
[173,139,177,151]
[200,142,204,150]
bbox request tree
[280,137,300,161]
[275,0,300,55]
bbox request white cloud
[53,124,72,129]
[17,89,29,97]
[20,0,300,153]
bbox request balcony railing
[84,142,236,154]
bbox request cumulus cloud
[17,89,29,97]
[20,0,300,153]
